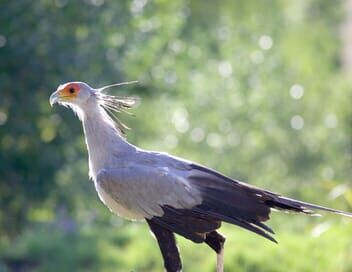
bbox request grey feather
[96,160,202,219]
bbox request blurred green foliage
[0,0,351,271]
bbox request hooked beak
[49,90,60,106]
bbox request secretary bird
[50,81,351,272]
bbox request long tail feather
[267,195,352,218]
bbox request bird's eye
[69,87,75,94]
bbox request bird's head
[50,81,138,135]
[49,81,96,108]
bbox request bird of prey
[50,81,351,272]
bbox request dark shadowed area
[0,0,351,271]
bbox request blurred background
[1,0,352,271]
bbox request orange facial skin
[57,83,80,99]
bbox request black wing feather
[150,162,351,244]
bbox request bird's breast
[94,181,145,220]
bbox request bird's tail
[265,195,352,218]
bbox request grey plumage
[50,81,352,272]
[96,158,202,219]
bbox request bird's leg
[205,231,226,272]
[146,220,182,272]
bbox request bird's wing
[96,163,202,219]
[150,153,352,243]
[182,161,352,242]
[97,153,351,243]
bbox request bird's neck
[81,103,136,180]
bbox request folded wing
[96,164,203,219]
[97,154,352,244]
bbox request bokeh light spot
[206,133,222,148]
[290,115,304,130]
[164,72,177,85]
[89,0,104,6]
[218,61,233,78]
[0,111,8,125]
[324,113,337,128]
[259,35,273,50]
[169,40,185,54]
[130,0,148,15]
[41,127,56,143]
[290,84,304,99]
[172,108,189,133]
[0,35,7,48]
[109,33,125,47]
